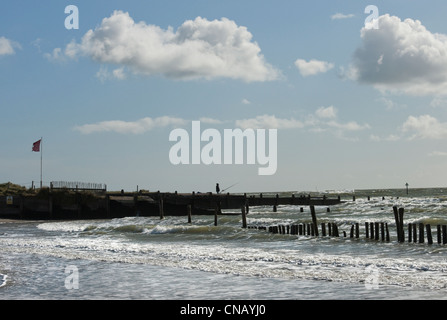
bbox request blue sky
[2,0,447,193]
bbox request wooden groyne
[249,205,447,246]
[0,191,343,220]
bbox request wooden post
[370,222,374,239]
[310,205,319,237]
[328,223,332,236]
[159,197,164,220]
[241,206,247,229]
[398,208,405,242]
[350,225,354,238]
[419,223,424,243]
[273,205,277,212]
[443,225,447,245]
[187,205,192,224]
[380,222,385,241]
[385,223,390,242]
[333,223,339,237]
[426,224,433,245]
[321,223,326,236]
[437,225,441,244]
[214,207,218,226]
[408,223,412,243]
[365,222,369,238]
[393,206,404,243]
[355,223,359,238]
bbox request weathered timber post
[273,205,277,212]
[310,205,319,237]
[437,225,441,244]
[399,208,405,242]
[355,223,359,239]
[328,223,332,236]
[350,225,354,238]
[370,222,374,239]
[333,223,339,237]
[380,222,385,241]
[385,223,390,242]
[365,222,369,238]
[374,222,379,240]
[426,224,433,245]
[214,207,218,226]
[393,206,404,243]
[241,206,247,229]
[187,205,192,224]
[159,196,164,220]
[321,223,326,236]
[419,223,424,243]
[443,225,447,245]
[408,223,413,243]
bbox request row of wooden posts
[253,220,447,245]
[246,205,447,245]
[162,199,447,246]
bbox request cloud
[315,106,337,119]
[96,66,127,82]
[294,58,334,77]
[63,10,280,82]
[235,114,304,129]
[198,117,224,124]
[0,36,20,55]
[241,98,251,105]
[74,116,187,134]
[428,151,447,157]
[401,114,447,139]
[235,106,370,139]
[331,13,355,20]
[348,14,447,96]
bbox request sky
[1,0,447,193]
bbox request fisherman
[216,183,220,194]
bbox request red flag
[32,139,41,152]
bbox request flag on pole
[32,139,41,152]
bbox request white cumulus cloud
[295,58,334,77]
[0,36,20,55]
[63,11,279,82]
[74,116,187,134]
[348,14,447,96]
[402,115,447,139]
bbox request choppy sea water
[1,188,447,300]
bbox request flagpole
[40,137,43,189]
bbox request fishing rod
[221,182,239,193]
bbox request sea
[1,188,447,304]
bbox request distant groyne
[0,190,343,220]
